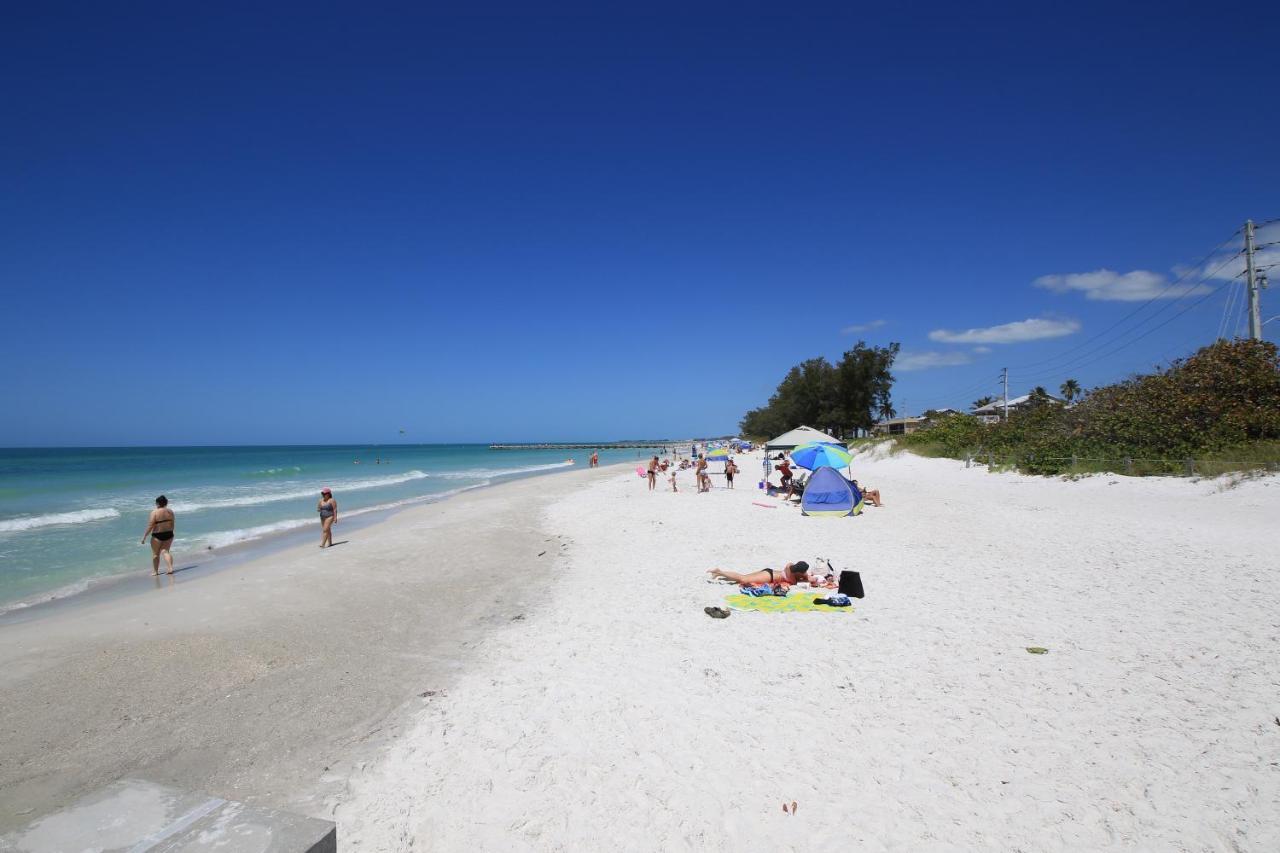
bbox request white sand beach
[4,450,1278,851]
[331,448,1280,851]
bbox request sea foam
[0,508,122,534]
[434,461,574,479]
[171,470,432,512]
[188,482,490,550]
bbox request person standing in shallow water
[141,495,176,575]
[318,488,338,548]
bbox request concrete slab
[0,779,336,853]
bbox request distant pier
[489,442,683,450]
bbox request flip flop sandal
[704,606,731,619]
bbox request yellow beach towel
[724,594,853,613]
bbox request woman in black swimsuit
[707,561,810,586]
[317,488,338,548]
[141,495,176,575]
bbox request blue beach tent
[800,466,864,517]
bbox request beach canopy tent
[800,467,864,517]
[766,425,842,452]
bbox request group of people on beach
[649,453,740,493]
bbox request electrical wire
[1217,276,1241,340]
[904,371,1004,414]
[1012,250,1243,383]
[1018,274,1235,383]
[1010,228,1243,373]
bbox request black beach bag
[838,570,864,599]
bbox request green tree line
[739,342,900,438]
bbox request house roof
[972,393,1066,414]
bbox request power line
[1237,281,1251,338]
[1217,273,1242,340]
[1018,273,1235,383]
[1012,249,1243,383]
[1010,228,1243,373]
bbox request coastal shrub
[901,340,1280,476]
[899,412,985,456]
[1070,339,1280,457]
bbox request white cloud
[928,318,1080,345]
[1034,268,1213,302]
[972,346,992,354]
[1191,223,1280,281]
[1038,225,1280,300]
[895,350,973,372]
[840,319,886,334]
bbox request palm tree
[878,399,896,421]
[972,395,995,409]
[1060,378,1081,404]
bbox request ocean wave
[0,576,97,615]
[0,508,122,534]
[186,482,491,550]
[434,461,574,480]
[171,470,431,512]
[193,517,316,549]
[248,466,303,476]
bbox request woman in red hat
[317,488,338,548]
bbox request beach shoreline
[0,462,616,833]
[0,455,635,624]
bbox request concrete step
[0,779,335,852]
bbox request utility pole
[1245,219,1261,340]
[1001,367,1009,422]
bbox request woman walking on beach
[141,495,176,575]
[647,456,658,491]
[724,458,736,489]
[318,488,338,548]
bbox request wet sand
[0,464,604,832]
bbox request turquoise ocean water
[0,444,645,612]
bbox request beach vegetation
[1059,378,1081,404]
[898,339,1280,476]
[739,342,900,439]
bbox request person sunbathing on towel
[707,561,810,586]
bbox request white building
[971,393,1066,424]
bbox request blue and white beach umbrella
[789,441,853,471]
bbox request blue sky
[2,2,1277,445]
